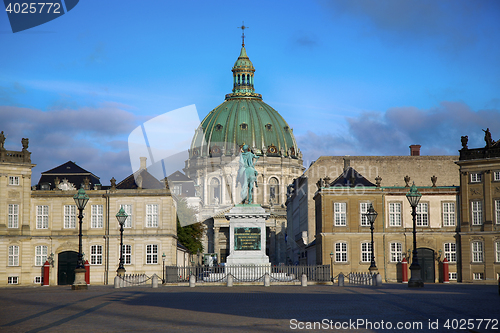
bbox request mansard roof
[117,169,165,189]
[328,167,376,187]
[37,161,100,190]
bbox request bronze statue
[237,144,259,204]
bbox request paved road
[0,283,498,332]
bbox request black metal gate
[58,251,78,285]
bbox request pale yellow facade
[314,186,459,283]
[0,142,178,287]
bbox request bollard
[338,273,344,287]
[301,274,307,287]
[114,275,120,289]
[227,274,233,287]
[264,273,270,287]
[189,274,196,288]
[152,274,158,288]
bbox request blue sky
[1,0,500,185]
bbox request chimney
[409,145,421,156]
[140,157,147,170]
[343,156,350,171]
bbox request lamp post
[72,186,89,290]
[365,204,378,272]
[116,207,128,276]
[162,253,166,283]
[330,251,334,282]
[406,182,424,288]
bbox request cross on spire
[238,22,248,47]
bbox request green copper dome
[189,46,299,159]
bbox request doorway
[58,251,78,285]
[417,248,435,283]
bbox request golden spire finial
[238,21,248,47]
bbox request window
[269,177,280,204]
[470,173,482,183]
[494,171,500,181]
[146,244,158,264]
[471,201,482,225]
[388,202,401,227]
[471,242,483,263]
[449,272,457,280]
[335,242,347,262]
[91,205,103,228]
[34,276,42,284]
[442,202,455,226]
[8,245,19,266]
[123,244,132,265]
[359,202,370,226]
[90,245,103,265]
[390,242,402,262]
[64,205,76,229]
[416,203,428,226]
[8,276,18,284]
[209,178,220,205]
[8,204,19,228]
[120,204,133,228]
[495,200,500,225]
[35,245,47,266]
[8,176,19,185]
[36,205,49,229]
[361,242,372,262]
[496,242,500,263]
[334,202,347,226]
[146,204,158,227]
[172,185,182,196]
[444,243,456,263]
[473,273,484,280]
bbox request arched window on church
[209,178,220,205]
[269,177,279,204]
[237,74,241,86]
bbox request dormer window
[265,124,272,131]
[240,123,248,130]
[284,126,289,131]
[215,124,223,131]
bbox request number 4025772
[5,2,61,14]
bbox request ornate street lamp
[406,182,424,288]
[116,207,128,276]
[72,186,89,290]
[365,204,378,272]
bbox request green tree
[176,198,204,254]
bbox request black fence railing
[165,265,331,283]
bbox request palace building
[0,138,179,286]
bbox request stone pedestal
[72,268,88,290]
[225,204,270,266]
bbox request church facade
[183,42,304,264]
